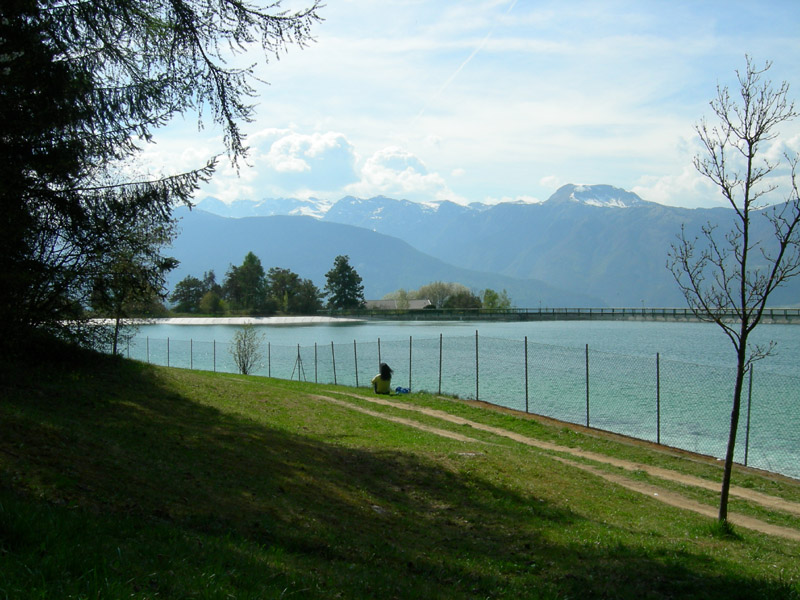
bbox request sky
[145,0,800,209]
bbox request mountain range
[169,184,799,308]
[169,207,599,307]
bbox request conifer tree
[223,252,268,313]
[0,0,320,346]
[324,255,365,309]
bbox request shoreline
[95,316,367,326]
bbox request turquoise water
[126,320,800,480]
[130,319,799,372]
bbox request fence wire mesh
[124,332,800,480]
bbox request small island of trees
[170,253,365,315]
[168,252,512,316]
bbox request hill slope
[321,185,800,307]
[169,207,601,306]
[2,349,799,598]
[194,185,800,307]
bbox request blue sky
[146,0,800,209]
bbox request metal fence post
[585,344,590,427]
[475,330,479,401]
[354,340,359,387]
[378,337,382,368]
[213,340,216,372]
[146,336,150,363]
[268,342,271,377]
[409,336,412,390]
[438,333,443,395]
[656,353,661,444]
[167,337,170,367]
[297,344,303,382]
[525,336,529,414]
[190,339,193,370]
[331,341,337,385]
[314,343,318,383]
[745,366,754,466]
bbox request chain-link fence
[122,332,800,481]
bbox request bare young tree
[668,57,800,525]
[413,282,470,308]
[230,324,264,376]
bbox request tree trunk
[718,344,748,523]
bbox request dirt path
[316,391,800,541]
[549,456,800,541]
[309,394,481,443]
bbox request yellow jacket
[371,374,392,394]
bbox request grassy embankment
[1,342,799,599]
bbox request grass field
[1,343,799,599]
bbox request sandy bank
[155,316,365,325]
[92,316,366,326]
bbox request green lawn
[1,344,798,599]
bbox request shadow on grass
[0,349,796,599]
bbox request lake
[131,318,800,374]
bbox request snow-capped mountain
[546,184,648,208]
[178,184,799,306]
[194,184,649,222]
[322,195,471,232]
[169,207,598,307]
[193,196,332,219]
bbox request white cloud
[148,0,800,209]
[632,166,722,208]
[344,146,466,203]
[188,129,361,201]
[786,133,800,154]
[258,130,357,182]
[540,175,563,191]
[148,129,471,205]
[633,125,800,209]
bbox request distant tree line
[383,282,512,310]
[170,253,365,315]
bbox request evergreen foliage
[223,252,267,313]
[170,276,206,313]
[442,290,482,309]
[172,258,323,315]
[292,278,325,314]
[0,0,320,347]
[90,219,179,353]
[169,270,223,313]
[199,290,225,315]
[266,267,323,314]
[324,255,365,309]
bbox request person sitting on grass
[371,362,393,395]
